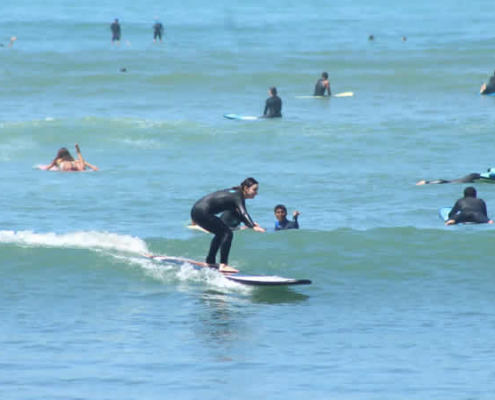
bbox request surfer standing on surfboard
[191,178,266,273]
[314,72,331,96]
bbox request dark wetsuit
[263,95,282,118]
[191,189,255,264]
[314,79,331,96]
[274,216,299,231]
[424,173,481,184]
[448,197,490,224]
[483,76,495,95]
[111,22,121,41]
[220,210,242,230]
[153,22,164,40]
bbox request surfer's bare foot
[219,264,239,273]
[416,180,426,185]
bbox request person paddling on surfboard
[43,144,98,172]
[261,87,282,118]
[445,186,493,225]
[416,173,481,185]
[480,69,495,95]
[191,177,266,273]
[314,72,331,96]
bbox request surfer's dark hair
[232,177,258,191]
[269,86,277,95]
[55,147,74,162]
[322,72,328,79]
[274,204,287,213]
[464,186,476,198]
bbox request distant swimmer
[402,36,407,41]
[416,173,481,185]
[44,144,98,172]
[274,205,300,231]
[153,19,164,43]
[445,186,493,225]
[416,168,495,185]
[368,34,374,41]
[110,19,121,45]
[190,177,266,273]
[261,87,282,118]
[314,72,331,96]
[480,69,495,95]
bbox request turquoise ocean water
[1,1,495,399]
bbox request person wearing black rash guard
[274,205,300,231]
[446,186,494,225]
[191,177,266,273]
[416,173,481,185]
[480,70,495,95]
[110,19,121,45]
[262,87,282,118]
[314,72,331,96]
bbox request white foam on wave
[123,254,250,293]
[0,230,149,254]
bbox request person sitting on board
[190,177,266,273]
[480,70,495,95]
[274,205,300,231]
[261,87,282,118]
[44,144,98,172]
[445,186,493,225]
[313,72,331,96]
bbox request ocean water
[1,1,495,399]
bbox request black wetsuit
[111,22,121,41]
[424,173,481,184]
[274,216,299,231]
[448,197,490,224]
[483,75,495,95]
[220,210,242,230]
[153,22,164,40]
[191,189,255,264]
[263,95,282,118]
[314,79,331,96]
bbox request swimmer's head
[56,147,74,161]
[464,186,477,198]
[368,34,374,41]
[269,86,277,96]
[322,72,328,79]
[274,205,288,221]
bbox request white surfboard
[144,254,312,286]
[295,91,354,99]
[223,114,259,121]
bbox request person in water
[416,173,481,185]
[314,72,331,96]
[110,19,121,45]
[44,144,98,172]
[446,186,493,225]
[480,70,495,95]
[262,87,282,118]
[274,205,300,231]
[153,19,164,43]
[190,177,266,273]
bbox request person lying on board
[314,72,331,96]
[416,168,495,185]
[274,204,300,231]
[190,177,266,273]
[43,144,98,172]
[480,70,495,95]
[261,87,282,118]
[445,186,493,225]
